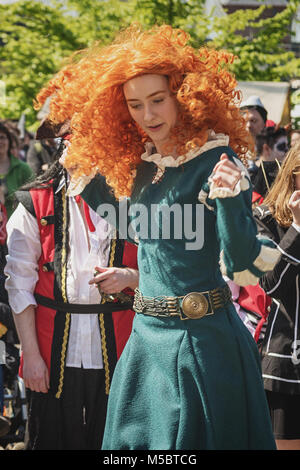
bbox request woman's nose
[144,104,155,122]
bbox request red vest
[17,180,137,397]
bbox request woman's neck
[155,142,179,159]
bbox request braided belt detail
[133,285,232,320]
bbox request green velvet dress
[81,143,278,450]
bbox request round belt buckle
[181,292,209,319]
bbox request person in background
[251,126,289,201]
[4,129,138,450]
[240,95,268,180]
[0,185,11,440]
[240,95,268,141]
[19,130,34,162]
[0,123,33,219]
[226,126,288,341]
[9,132,22,160]
[26,137,58,176]
[290,129,300,148]
[254,142,300,450]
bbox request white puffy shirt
[4,185,112,369]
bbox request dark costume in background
[254,204,300,440]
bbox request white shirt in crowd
[4,182,112,369]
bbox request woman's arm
[254,200,300,299]
[204,153,280,286]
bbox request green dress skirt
[102,305,275,449]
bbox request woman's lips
[147,124,163,132]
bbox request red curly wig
[35,24,253,199]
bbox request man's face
[242,108,265,138]
[269,136,289,162]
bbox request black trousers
[25,367,107,450]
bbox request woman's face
[123,74,178,154]
[0,131,9,158]
[294,172,300,190]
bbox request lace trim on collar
[141,130,229,169]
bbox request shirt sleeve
[199,151,280,286]
[255,209,300,299]
[4,203,41,313]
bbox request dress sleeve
[4,203,41,313]
[81,175,135,243]
[199,153,280,286]
[254,207,300,299]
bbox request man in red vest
[4,129,138,450]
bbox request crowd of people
[0,23,300,451]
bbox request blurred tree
[0,0,299,128]
[209,1,300,82]
[0,0,133,127]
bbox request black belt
[35,293,133,314]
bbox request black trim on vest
[52,175,68,304]
[50,174,71,397]
[14,190,36,218]
[113,235,125,267]
[100,311,118,395]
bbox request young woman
[0,123,33,218]
[35,25,280,450]
[254,142,300,450]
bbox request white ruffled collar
[68,130,230,196]
[141,130,229,169]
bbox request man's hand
[89,267,139,293]
[22,352,50,393]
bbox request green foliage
[0,0,133,126]
[209,0,300,82]
[132,0,208,45]
[0,0,300,127]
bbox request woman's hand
[289,190,300,227]
[89,267,139,293]
[211,154,242,190]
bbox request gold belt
[133,285,232,321]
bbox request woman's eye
[153,98,163,104]
[130,104,142,110]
